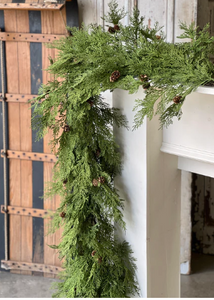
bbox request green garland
[31,0,214,297]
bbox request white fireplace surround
[112,85,214,297]
[161,87,214,178]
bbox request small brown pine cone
[87,99,94,107]
[97,257,102,264]
[91,250,96,257]
[63,179,68,188]
[140,74,148,82]
[60,212,66,218]
[173,96,182,104]
[108,26,116,34]
[92,179,99,187]
[156,35,161,40]
[110,70,120,82]
[114,24,120,31]
[96,148,101,158]
[98,176,105,184]
[45,94,49,100]
[63,179,68,185]
[64,125,70,132]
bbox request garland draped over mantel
[31,0,214,297]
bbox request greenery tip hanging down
[31,0,214,297]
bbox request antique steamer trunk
[0,0,78,277]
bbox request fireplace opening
[180,172,214,297]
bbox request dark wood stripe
[0,11,8,271]
[1,205,55,219]
[66,0,79,29]
[0,93,38,103]
[0,9,4,268]
[0,32,64,43]
[0,102,4,270]
[12,0,25,3]
[30,12,44,275]
[0,3,65,10]
[1,150,58,162]
[1,260,63,274]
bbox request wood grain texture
[0,93,38,102]
[0,32,65,42]
[5,10,21,274]
[1,150,58,162]
[1,260,63,274]
[41,9,64,278]
[16,10,33,276]
[0,3,65,10]
[1,205,55,218]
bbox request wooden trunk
[0,0,78,277]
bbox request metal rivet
[23,153,25,156]
[22,209,25,211]
[17,211,20,214]
[28,212,31,215]
[33,210,36,213]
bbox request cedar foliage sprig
[31,0,214,297]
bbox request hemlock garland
[31,0,214,297]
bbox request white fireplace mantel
[161,87,214,178]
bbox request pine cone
[156,35,161,40]
[92,179,98,187]
[91,250,96,257]
[173,96,182,104]
[108,26,116,34]
[140,74,148,82]
[64,125,70,132]
[96,148,101,158]
[114,24,120,31]
[110,70,120,82]
[97,257,102,264]
[87,99,94,107]
[63,179,68,188]
[60,212,66,218]
[98,176,105,184]
[45,94,49,100]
